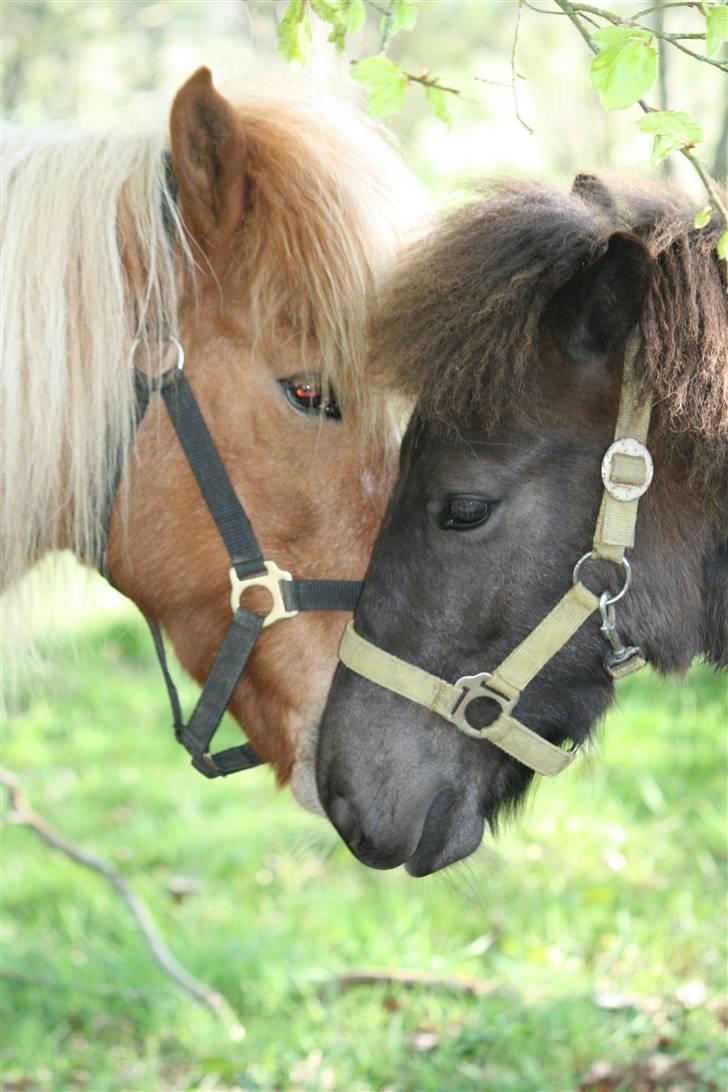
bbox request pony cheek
[233,614,346,783]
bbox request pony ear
[571,173,619,220]
[552,232,653,362]
[170,67,246,247]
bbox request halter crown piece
[338,331,653,777]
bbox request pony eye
[439,494,492,531]
[280,375,341,421]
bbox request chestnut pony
[1,67,426,806]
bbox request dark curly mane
[371,178,727,510]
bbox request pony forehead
[371,177,727,504]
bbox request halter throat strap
[338,331,653,778]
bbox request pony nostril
[328,793,361,845]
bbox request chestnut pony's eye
[279,375,342,421]
[439,494,492,531]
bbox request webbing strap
[160,373,265,580]
[145,613,266,778]
[285,580,361,613]
[339,623,579,776]
[339,623,457,720]
[487,583,600,701]
[593,333,652,563]
[180,609,264,764]
[470,712,575,776]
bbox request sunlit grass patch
[2,609,726,1090]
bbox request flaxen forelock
[1,74,427,591]
[371,178,727,506]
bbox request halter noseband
[100,337,362,779]
[338,331,653,777]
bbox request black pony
[316,176,728,876]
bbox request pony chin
[290,721,326,816]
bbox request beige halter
[339,332,653,777]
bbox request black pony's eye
[439,494,492,531]
[279,375,341,421]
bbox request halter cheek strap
[100,339,361,779]
[338,331,653,778]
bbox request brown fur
[31,68,427,781]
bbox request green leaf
[718,229,728,261]
[310,0,343,51]
[389,0,418,34]
[309,0,364,52]
[693,206,713,229]
[705,4,728,57]
[425,84,452,126]
[592,25,652,50]
[636,110,703,163]
[278,0,312,65]
[590,30,658,110]
[351,56,408,117]
[345,0,366,36]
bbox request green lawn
[2,608,726,1091]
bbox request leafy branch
[553,0,727,258]
[276,0,727,257]
[571,1,727,68]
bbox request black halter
[99,263,362,778]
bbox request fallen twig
[0,767,244,1036]
[326,968,495,998]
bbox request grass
[1,607,726,1091]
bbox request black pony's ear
[550,232,653,363]
[571,173,619,220]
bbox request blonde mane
[1,71,426,592]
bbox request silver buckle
[229,561,298,628]
[601,438,653,502]
[450,672,516,739]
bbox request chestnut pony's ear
[549,232,653,362]
[169,67,246,248]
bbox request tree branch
[632,3,703,18]
[326,968,496,997]
[0,767,244,1036]
[555,0,727,71]
[511,0,534,134]
[553,0,728,235]
[404,71,461,96]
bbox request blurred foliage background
[1,2,727,1090]
[3,0,726,192]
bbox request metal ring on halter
[572,552,632,608]
[130,334,185,371]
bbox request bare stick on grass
[1,767,244,1037]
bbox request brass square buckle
[450,672,517,739]
[229,560,298,628]
[601,438,653,502]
